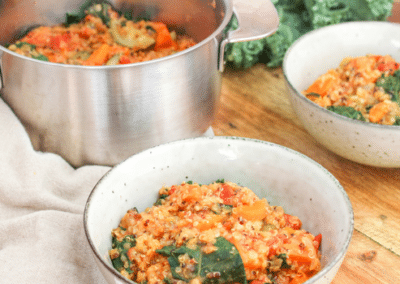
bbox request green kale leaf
[111,235,136,272]
[154,194,169,206]
[327,106,366,121]
[276,253,291,269]
[65,0,114,26]
[156,237,247,284]
[15,42,49,61]
[304,0,394,29]
[32,54,49,61]
[224,0,394,68]
[376,70,400,104]
[224,16,267,69]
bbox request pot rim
[0,0,234,69]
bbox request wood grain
[212,4,400,282]
[212,62,400,283]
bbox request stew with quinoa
[7,2,196,66]
[109,180,322,284]
[303,54,400,125]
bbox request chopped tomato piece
[168,185,177,195]
[313,233,322,250]
[49,33,72,51]
[377,61,400,72]
[219,184,235,205]
[284,214,302,230]
[119,55,132,65]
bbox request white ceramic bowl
[84,136,353,284]
[283,21,400,167]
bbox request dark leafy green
[276,253,291,269]
[111,235,136,272]
[14,42,49,61]
[306,92,321,98]
[327,106,365,121]
[65,0,114,26]
[15,42,35,49]
[154,194,168,206]
[32,54,49,61]
[156,237,247,284]
[394,117,400,126]
[224,0,393,69]
[376,70,400,104]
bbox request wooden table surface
[212,6,400,283]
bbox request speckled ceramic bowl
[283,21,400,167]
[84,136,354,284]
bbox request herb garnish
[156,237,247,284]
[327,106,365,121]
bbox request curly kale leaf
[265,5,312,67]
[111,235,136,272]
[224,16,267,69]
[65,0,114,26]
[225,0,393,68]
[156,237,247,284]
[376,70,400,104]
[271,0,304,11]
[327,106,366,121]
[276,253,291,269]
[15,42,49,61]
[304,0,394,29]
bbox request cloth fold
[0,98,110,283]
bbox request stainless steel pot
[0,0,278,167]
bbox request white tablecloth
[0,98,110,283]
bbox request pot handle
[219,0,279,72]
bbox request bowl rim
[0,0,234,69]
[83,136,354,284]
[282,21,400,130]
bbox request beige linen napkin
[0,98,110,283]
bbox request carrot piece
[152,22,177,51]
[306,70,338,97]
[288,251,313,264]
[85,44,111,66]
[195,214,224,231]
[182,185,202,202]
[233,199,268,221]
[284,237,317,265]
[369,102,390,123]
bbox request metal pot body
[0,0,278,167]
[1,44,221,166]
